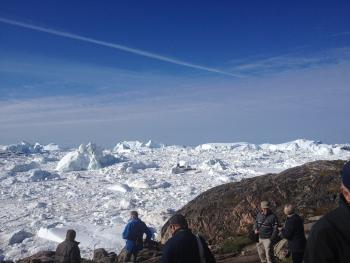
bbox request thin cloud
[229,47,350,75]
[0,17,239,77]
[330,31,350,37]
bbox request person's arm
[270,215,279,241]
[253,213,259,230]
[143,223,153,242]
[54,244,62,263]
[281,218,294,240]
[254,213,260,233]
[122,222,131,240]
[200,236,216,263]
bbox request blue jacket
[122,218,152,253]
[161,228,216,263]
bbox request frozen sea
[0,139,349,260]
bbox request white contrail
[0,17,238,77]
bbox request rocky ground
[5,159,345,263]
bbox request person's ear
[341,185,350,203]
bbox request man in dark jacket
[304,161,350,263]
[254,201,278,263]
[279,204,306,263]
[122,211,152,262]
[54,229,81,263]
[161,214,216,263]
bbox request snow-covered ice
[56,143,118,172]
[0,139,350,260]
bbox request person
[278,204,306,263]
[304,161,350,263]
[161,214,216,263]
[254,201,278,263]
[122,211,152,262]
[54,229,81,263]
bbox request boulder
[161,160,346,245]
[93,248,118,263]
[17,251,55,263]
[117,240,162,262]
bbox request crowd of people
[53,161,350,263]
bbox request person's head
[283,204,295,216]
[65,229,76,241]
[168,214,188,235]
[130,210,139,219]
[341,161,350,203]
[260,201,270,215]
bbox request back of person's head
[169,214,188,229]
[65,229,76,241]
[130,210,139,219]
[284,204,295,215]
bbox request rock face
[161,160,346,244]
[93,248,117,263]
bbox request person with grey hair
[54,229,81,263]
[122,211,152,262]
[278,204,306,263]
[304,161,350,263]
[254,201,279,263]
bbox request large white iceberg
[56,143,119,172]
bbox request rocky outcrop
[93,248,117,263]
[117,240,162,262]
[161,160,346,244]
[16,251,56,263]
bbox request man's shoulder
[309,213,334,237]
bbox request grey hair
[130,210,139,218]
[284,204,295,215]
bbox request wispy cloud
[330,31,350,37]
[1,62,349,146]
[0,17,239,77]
[228,47,350,75]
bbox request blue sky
[0,0,349,146]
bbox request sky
[0,0,349,147]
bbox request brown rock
[161,160,345,245]
[93,248,117,263]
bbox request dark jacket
[280,214,306,252]
[161,228,216,263]
[254,211,279,240]
[55,239,81,263]
[304,194,350,263]
[122,218,152,253]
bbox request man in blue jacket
[122,211,152,262]
[161,214,216,263]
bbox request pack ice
[0,139,349,260]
